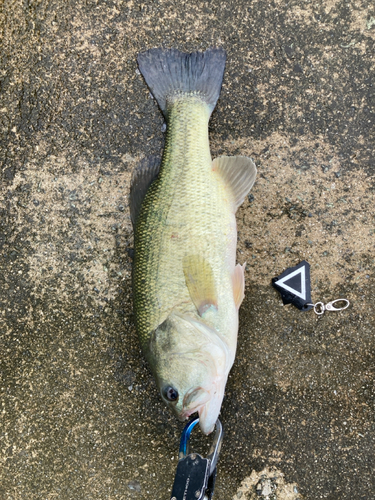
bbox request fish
[130,47,256,435]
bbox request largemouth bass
[131,48,256,434]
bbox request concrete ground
[0,1,374,499]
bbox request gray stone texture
[1,1,374,499]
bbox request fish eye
[163,386,179,402]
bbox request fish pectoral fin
[183,255,218,316]
[232,263,246,310]
[212,155,257,211]
[129,155,161,227]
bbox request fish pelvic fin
[129,155,161,227]
[137,47,226,118]
[183,255,218,316]
[212,155,257,211]
[232,262,246,310]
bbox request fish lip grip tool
[170,418,223,500]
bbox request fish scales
[134,96,235,347]
[132,48,256,434]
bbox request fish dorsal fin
[232,263,246,310]
[129,156,161,227]
[182,255,218,316]
[212,156,257,211]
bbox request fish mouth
[177,406,202,422]
[176,387,211,422]
[177,403,216,435]
[198,380,227,435]
[178,403,207,422]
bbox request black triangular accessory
[272,260,313,311]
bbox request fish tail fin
[137,47,226,118]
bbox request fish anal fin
[129,156,161,227]
[183,255,218,316]
[212,156,257,211]
[232,263,246,310]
